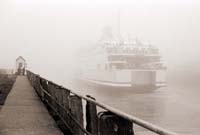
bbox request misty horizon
[0,0,200,83]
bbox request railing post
[35,75,40,95]
[47,82,56,110]
[50,83,59,117]
[98,111,134,135]
[62,89,70,112]
[56,86,63,115]
[70,95,84,135]
[86,95,98,135]
[62,88,71,129]
[41,79,48,101]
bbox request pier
[0,76,63,135]
[0,71,178,135]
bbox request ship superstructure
[78,30,166,90]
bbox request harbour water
[57,72,200,135]
[35,68,200,135]
[0,72,199,134]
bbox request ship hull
[79,69,166,90]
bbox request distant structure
[15,56,26,75]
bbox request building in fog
[15,56,26,75]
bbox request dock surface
[0,76,63,135]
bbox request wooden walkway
[0,76,63,135]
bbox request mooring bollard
[98,111,134,135]
[86,95,98,135]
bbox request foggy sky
[0,0,200,81]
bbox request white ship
[78,29,166,90]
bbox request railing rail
[26,70,179,135]
[69,92,178,135]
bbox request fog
[0,0,200,84]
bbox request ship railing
[26,70,179,135]
[107,49,159,55]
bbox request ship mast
[117,10,123,44]
[118,10,121,40]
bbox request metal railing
[26,70,179,135]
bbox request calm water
[60,77,200,135]
[45,69,200,135]
[1,71,199,134]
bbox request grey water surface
[60,75,200,135]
